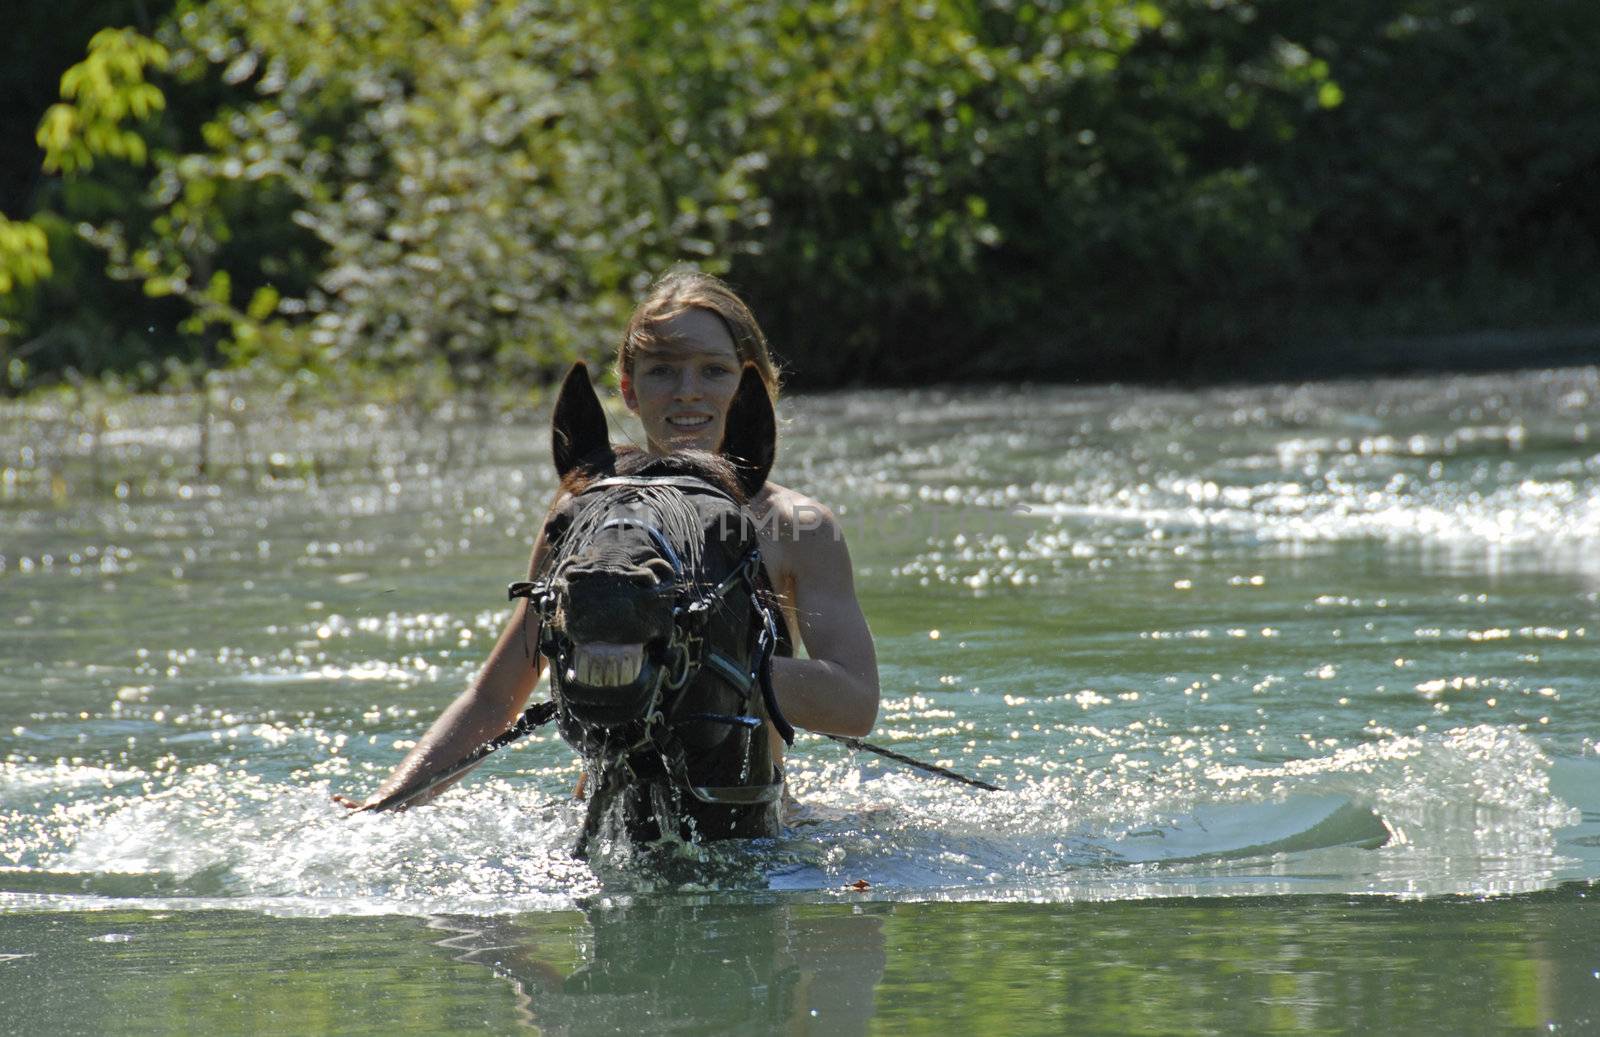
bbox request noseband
[508,475,794,822]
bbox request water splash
[0,720,1581,914]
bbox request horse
[511,361,792,857]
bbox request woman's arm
[770,505,880,738]
[337,535,552,809]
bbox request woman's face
[621,307,742,455]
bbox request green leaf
[205,270,232,305]
[247,285,281,321]
[1134,3,1165,30]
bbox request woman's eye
[647,364,673,377]
[705,364,732,377]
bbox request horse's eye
[542,514,572,547]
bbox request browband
[577,474,741,503]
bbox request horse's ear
[551,362,613,478]
[718,363,775,498]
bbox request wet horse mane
[545,447,755,586]
[557,446,751,504]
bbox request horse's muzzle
[552,568,677,727]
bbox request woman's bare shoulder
[751,481,843,543]
[750,482,859,604]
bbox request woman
[341,270,879,809]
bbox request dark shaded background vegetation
[3,0,1598,397]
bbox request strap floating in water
[822,734,1000,791]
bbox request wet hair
[617,267,781,398]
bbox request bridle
[508,474,794,842]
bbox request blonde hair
[618,268,781,398]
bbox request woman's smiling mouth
[666,414,713,429]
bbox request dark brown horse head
[539,361,775,741]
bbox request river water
[2,368,1598,1033]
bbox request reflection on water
[433,901,887,1034]
[1,892,1595,1035]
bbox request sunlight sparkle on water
[3,367,1598,915]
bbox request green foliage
[0,215,54,390]
[37,28,170,173]
[0,216,52,294]
[1280,1,1600,285]
[3,0,1598,395]
[730,0,1351,380]
[20,0,787,394]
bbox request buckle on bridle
[663,629,699,691]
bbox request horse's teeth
[573,643,645,686]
